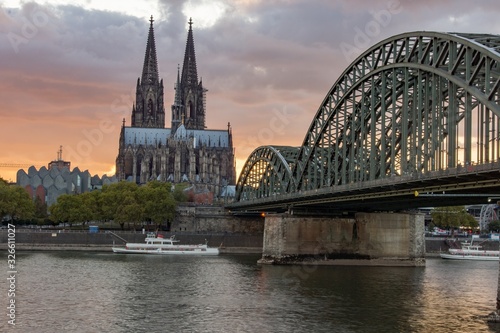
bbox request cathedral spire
[174,17,205,130]
[131,16,165,128]
[171,64,183,132]
[174,64,181,107]
[181,17,198,88]
[141,15,159,85]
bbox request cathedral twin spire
[173,17,206,132]
[141,16,160,86]
[131,16,206,132]
[131,15,165,128]
[181,18,198,91]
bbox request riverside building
[16,147,117,206]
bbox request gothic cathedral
[116,17,236,196]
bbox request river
[1,252,500,333]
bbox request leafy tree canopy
[0,181,35,223]
[431,206,478,229]
[488,220,500,233]
[49,181,182,229]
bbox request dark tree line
[49,181,187,230]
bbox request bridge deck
[229,161,500,213]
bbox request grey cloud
[1,0,499,178]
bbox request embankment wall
[0,205,266,253]
[0,231,263,253]
[172,205,264,234]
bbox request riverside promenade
[0,229,264,254]
[1,229,498,255]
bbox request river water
[2,252,500,333]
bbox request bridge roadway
[228,160,500,214]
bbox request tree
[139,181,177,230]
[0,181,35,223]
[49,194,81,226]
[49,191,102,227]
[0,180,10,220]
[34,196,48,219]
[431,206,478,231]
[78,191,100,226]
[100,181,138,221]
[173,183,189,202]
[48,180,181,230]
[33,196,49,225]
[114,192,143,230]
[88,190,103,221]
[101,181,144,230]
[489,220,500,233]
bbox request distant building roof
[124,127,172,145]
[124,125,230,148]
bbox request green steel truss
[237,146,299,201]
[235,32,500,203]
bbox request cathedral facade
[116,17,235,195]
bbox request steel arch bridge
[231,31,500,213]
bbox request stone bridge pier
[258,212,425,266]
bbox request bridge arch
[235,146,299,201]
[235,31,500,202]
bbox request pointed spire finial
[188,17,193,30]
[150,15,154,26]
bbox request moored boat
[440,239,499,261]
[112,233,219,255]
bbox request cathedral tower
[171,18,206,132]
[117,16,236,196]
[131,16,165,128]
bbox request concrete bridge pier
[258,212,425,266]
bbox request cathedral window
[148,99,153,114]
[189,101,194,119]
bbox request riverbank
[425,237,500,252]
[0,230,264,254]
[1,244,262,254]
[1,230,498,255]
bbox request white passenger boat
[440,239,499,261]
[112,233,219,255]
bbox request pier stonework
[259,212,425,266]
[172,205,264,234]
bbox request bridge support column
[258,212,425,266]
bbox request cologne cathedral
[116,17,236,195]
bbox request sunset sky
[1,0,499,182]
